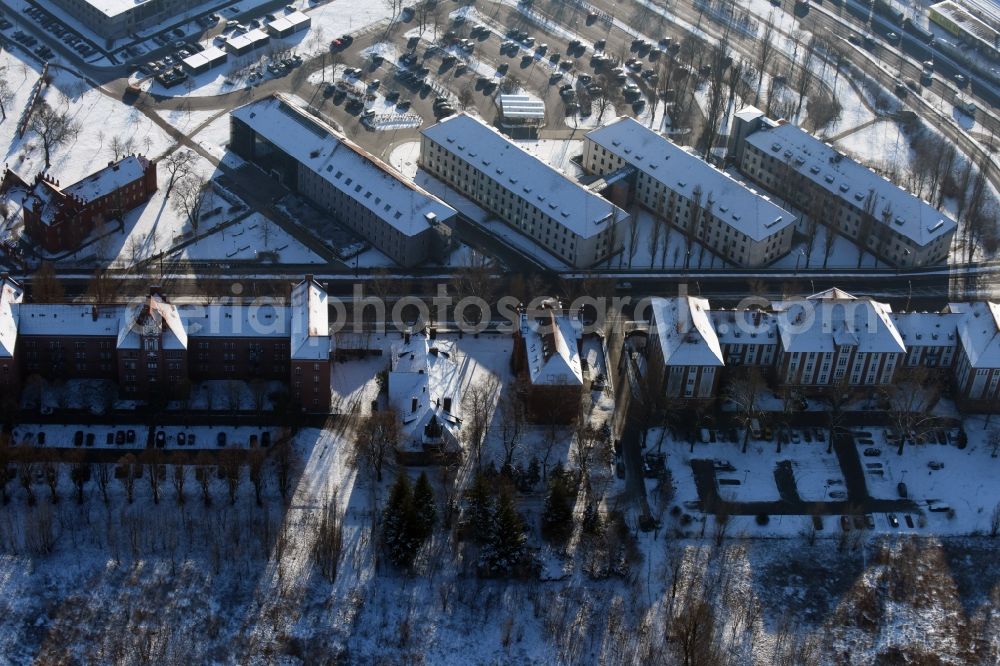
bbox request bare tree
[726,367,766,453]
[273,433,299,501]
[195,451,213,506]
[161,149,196,195]
[42,460,59,504]
[143,449,163,504]
[353,410,400,484]
[108,135,136,161]
[312,490,344,582]
[886,366,941,454]
[220,449,242,505]
[29,100,80,169]
[18,459,36,506]
[118,453,138,504]
[171,464,186,505]
[497,388,524,471]
[31,262,64,303]
[753,14,776,106]
[462,374,501,468]
[95,463,112,505]
[249,447,266,507]
[171,173,210,232]
[0,69,13,121]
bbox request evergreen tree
[412,471,436,541]
[383,472,419,567]
[466,471,494,544]
[541,472,574,542]
[480,486,527,576]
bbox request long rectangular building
[729,108,956,268]
[419,113,628,268]
[584,117,796,267]
[230,94,456,268]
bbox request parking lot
[9,424,276,452]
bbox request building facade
[511,302,584,423]
[231,94,455,268]
[7,155,158,254]
[729,108,956,268]
[50,0,225,41]
[0,274,331,412]
[583,117,796,268]
[645,296,724,402]
[420,113,628,268]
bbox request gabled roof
[519,304,584,386]
[117,293,187,350]
[0,275,23,358]
[289,276,329,360]
[952,301,1000,368]
[773,290,905,354]
[649,296,724,366]
[587,117,795,241]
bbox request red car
[330,39,344,50]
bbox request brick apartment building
[0,274,331,412]
[511,301,584,423]
[2,155,158,254]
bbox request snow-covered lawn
[173,212,325,263]
[834,119,915,176]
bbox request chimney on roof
[305,274,314,283]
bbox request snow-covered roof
[891,312,961,348]
[389,336,463,446]
[65,156,149,204]
[742,120,956,248]
[772,289,905,354]
[709,309,778,346]
[234,94,456,237]
[179,304,292,338]
[78,0,154,19]
[266,10,311,33]
[289,276,329,360]
[117,294,188,350]
[649,296,724,366]
[182,46,228,71]
[519,304,583,386]
[587,117,795,241]
[421,113,625,239]
[951,301,1000,368]
[18,305,121,337]
[226,28,270,51]
[0,275,23,358]
[498,94,545,119]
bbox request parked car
[887,514,899,528]
[262,431,271,447]
[86,433,95,447]
[928,461,944,470]
[126,429,136,444]
[217,432,227,447]
[178,432,186,446]
[840,515,850,531]
[188,434,196,447]
[156,431,166,448]
[863,447,882,457]
[897,482,908,498]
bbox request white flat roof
[233,94,456,237]
[182,45,227,70]
[227,28,270,51]
[744,121,957,248]
[421,114,626,239]
[498,94,545,119]
[587,117,795,242]
[267,10,311,33]
[79,0,155,19]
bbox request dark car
[217,432,227,447]
[85,433,95,447]
[863,447,881,457]
[262,431,271,447]
[116,430,125,445]
[126,429,136,444]
[106,432,114,445]
[188,434,196,447]
[178,432,186,446]
[38,432,45,445]
[897,482,908,498]
[840,515,850,531]
[155,431,166,448]
[74,431,84,447]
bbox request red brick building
[12,155,157,254]
[0,274,331,413]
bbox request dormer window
[144,338,159,352]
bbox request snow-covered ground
[172,212,325,263]
[834,119,915,176]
